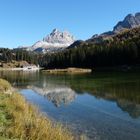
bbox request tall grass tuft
[0,79,11,93]
[0,79,74,140]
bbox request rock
[43,28,74,45]
[88,12,140,44]
[68,40,84,49]
[113,13,140,33]
[21,29,75,53]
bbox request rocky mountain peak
[50,28,60,36]
[84,12,140,46]
[43,29,74,45]
[52,28,59,33]
[20,29,75,53]
[113,13,140,33]
[135,12,140,17]
[124,14,133,20]
[24,29,75,53]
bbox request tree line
[1,27,140,69]
[42,27,140,69]
[0,48,40,65]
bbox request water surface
[0,71,140,140]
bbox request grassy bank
[43,67,92,74]
[0,79,74,140]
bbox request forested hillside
[0,48,40,65]
[42,27,140,69]
[1,27,140,69]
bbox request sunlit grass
[0,79,12,93]
[0,79,74,140]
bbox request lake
[0,71,140,140]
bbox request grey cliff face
[20,29,75,53]
[43,28,75,45]
[113,13,140,33]
[88,12,140,43]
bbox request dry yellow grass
[0,79,74,140]
[0,79,12,93]
[43,67,92,74]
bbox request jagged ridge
[24,29,75,53]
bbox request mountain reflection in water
[27,85,140,118]
[0,71,140,119]
[28,85,76,107]
[1,71,140,140]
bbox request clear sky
[0,0,140,48]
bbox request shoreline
[0,79,74,140]
[1,65,140,73]
[43,65,140,74]
[0,67,41,71]
[42,67,92,74]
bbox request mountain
[67,40,85,49]
[43,29,74,45]
[113,13,140,33]
[19,12,140,53]
[45,25,140,69]
[83,12,140,45]
[21,29,75,53]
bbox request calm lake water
[0,71,140,140]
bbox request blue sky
[0,0,140,48]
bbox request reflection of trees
[0,71,40,87]
[67,73,140,118]
[1,71,140,118]
[92,86,140,104]
[81,84,140,118]
[28,86,76,107]
[117,100,140,118]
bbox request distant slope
[20,29,75,53]
[69,12,140,48]
[113,13,140,33]
[43,26,140,69]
